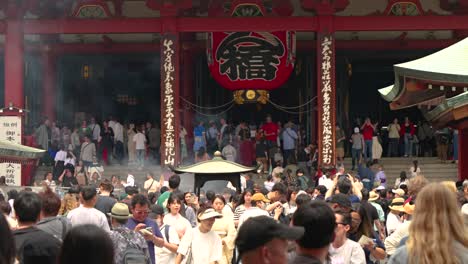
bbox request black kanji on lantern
[216,32,285,81]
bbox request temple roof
[379,37,468,105]
[0,140,45,162]
[394,37,468,83]
[424,91,468,128]
[173,151,255,174]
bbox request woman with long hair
[59,186,80,216]
[388,183,468,264]
[0,214,15,264]
[408,160,421,178]
[233,189,253,227]
[58,224,114,264]
[394,171,408,189]
[349,203,386,263]
[211,195,237,264]
[164,192,192,239]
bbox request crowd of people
[34,117,161,169]
[1,162,467,264]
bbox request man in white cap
[175,207,224,264]
[386,198,405,235]
[384,202,415,257]
[108,202,151,264]
[392,188,405,198]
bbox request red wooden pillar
[4,7,24,109]
[458,128,468,181]
[42,50,57,121]
[182,48,195,156]
[316,15,337,169]
[160,17,181,167]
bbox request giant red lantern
[207,1,296,102]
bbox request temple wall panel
[336,0,387,16]
[122,1,160,18]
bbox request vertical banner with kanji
[317,34,336,168]
[160,33,180,167]
[0,116,22,185]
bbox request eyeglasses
[133,210,150,214]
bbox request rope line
[180,96,234,110]
[267,96,317,109]
[189,103,236,117]
[267,101,313,115]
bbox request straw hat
[389,198,405,212]
[108,203,132,220]
[392,188,405,197]
[403,203,415,215]
[368,191,379,202]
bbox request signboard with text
[0,116,22,185]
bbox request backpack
[122,247,147,264]
[118,230,147,264]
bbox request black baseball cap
[235,216,304,257]
[148,204,165,219]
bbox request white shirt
[64,157,75,166]
[113,122,124,143]
[386,212,403,236]
[264,181,275,192]
[124,174,135,187]
[67,206,110,232]
[54,150,67,162]
[329,239,366,264]
[385,220,411,256]
[89,123,101,141]
[238,207,270,229]
[155,224,180,264]
[133,132,146,150]
[177,227,222,264]
[318,176,334,190]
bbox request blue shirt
[282,128,298,150]
[125,217,163,264]
[194,125,205,137]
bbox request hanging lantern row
[115,95,139,106]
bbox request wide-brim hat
[198,208,223,221]
[392,188,405,196]
[108,203,133,220]
[368,191,379,201]
[389,198,405,212]
[403,203,415,215]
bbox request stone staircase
[343,157,459,187]
[33,157,459,193]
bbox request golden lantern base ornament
[233,90,269,104]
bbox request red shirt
[362,124,374,140]
[261,122,279,142]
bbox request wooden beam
[0,39,456,54]
[23,18,163,34]
[21,17,319,34]
[12,15,468,34]
[334,15,468,31]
